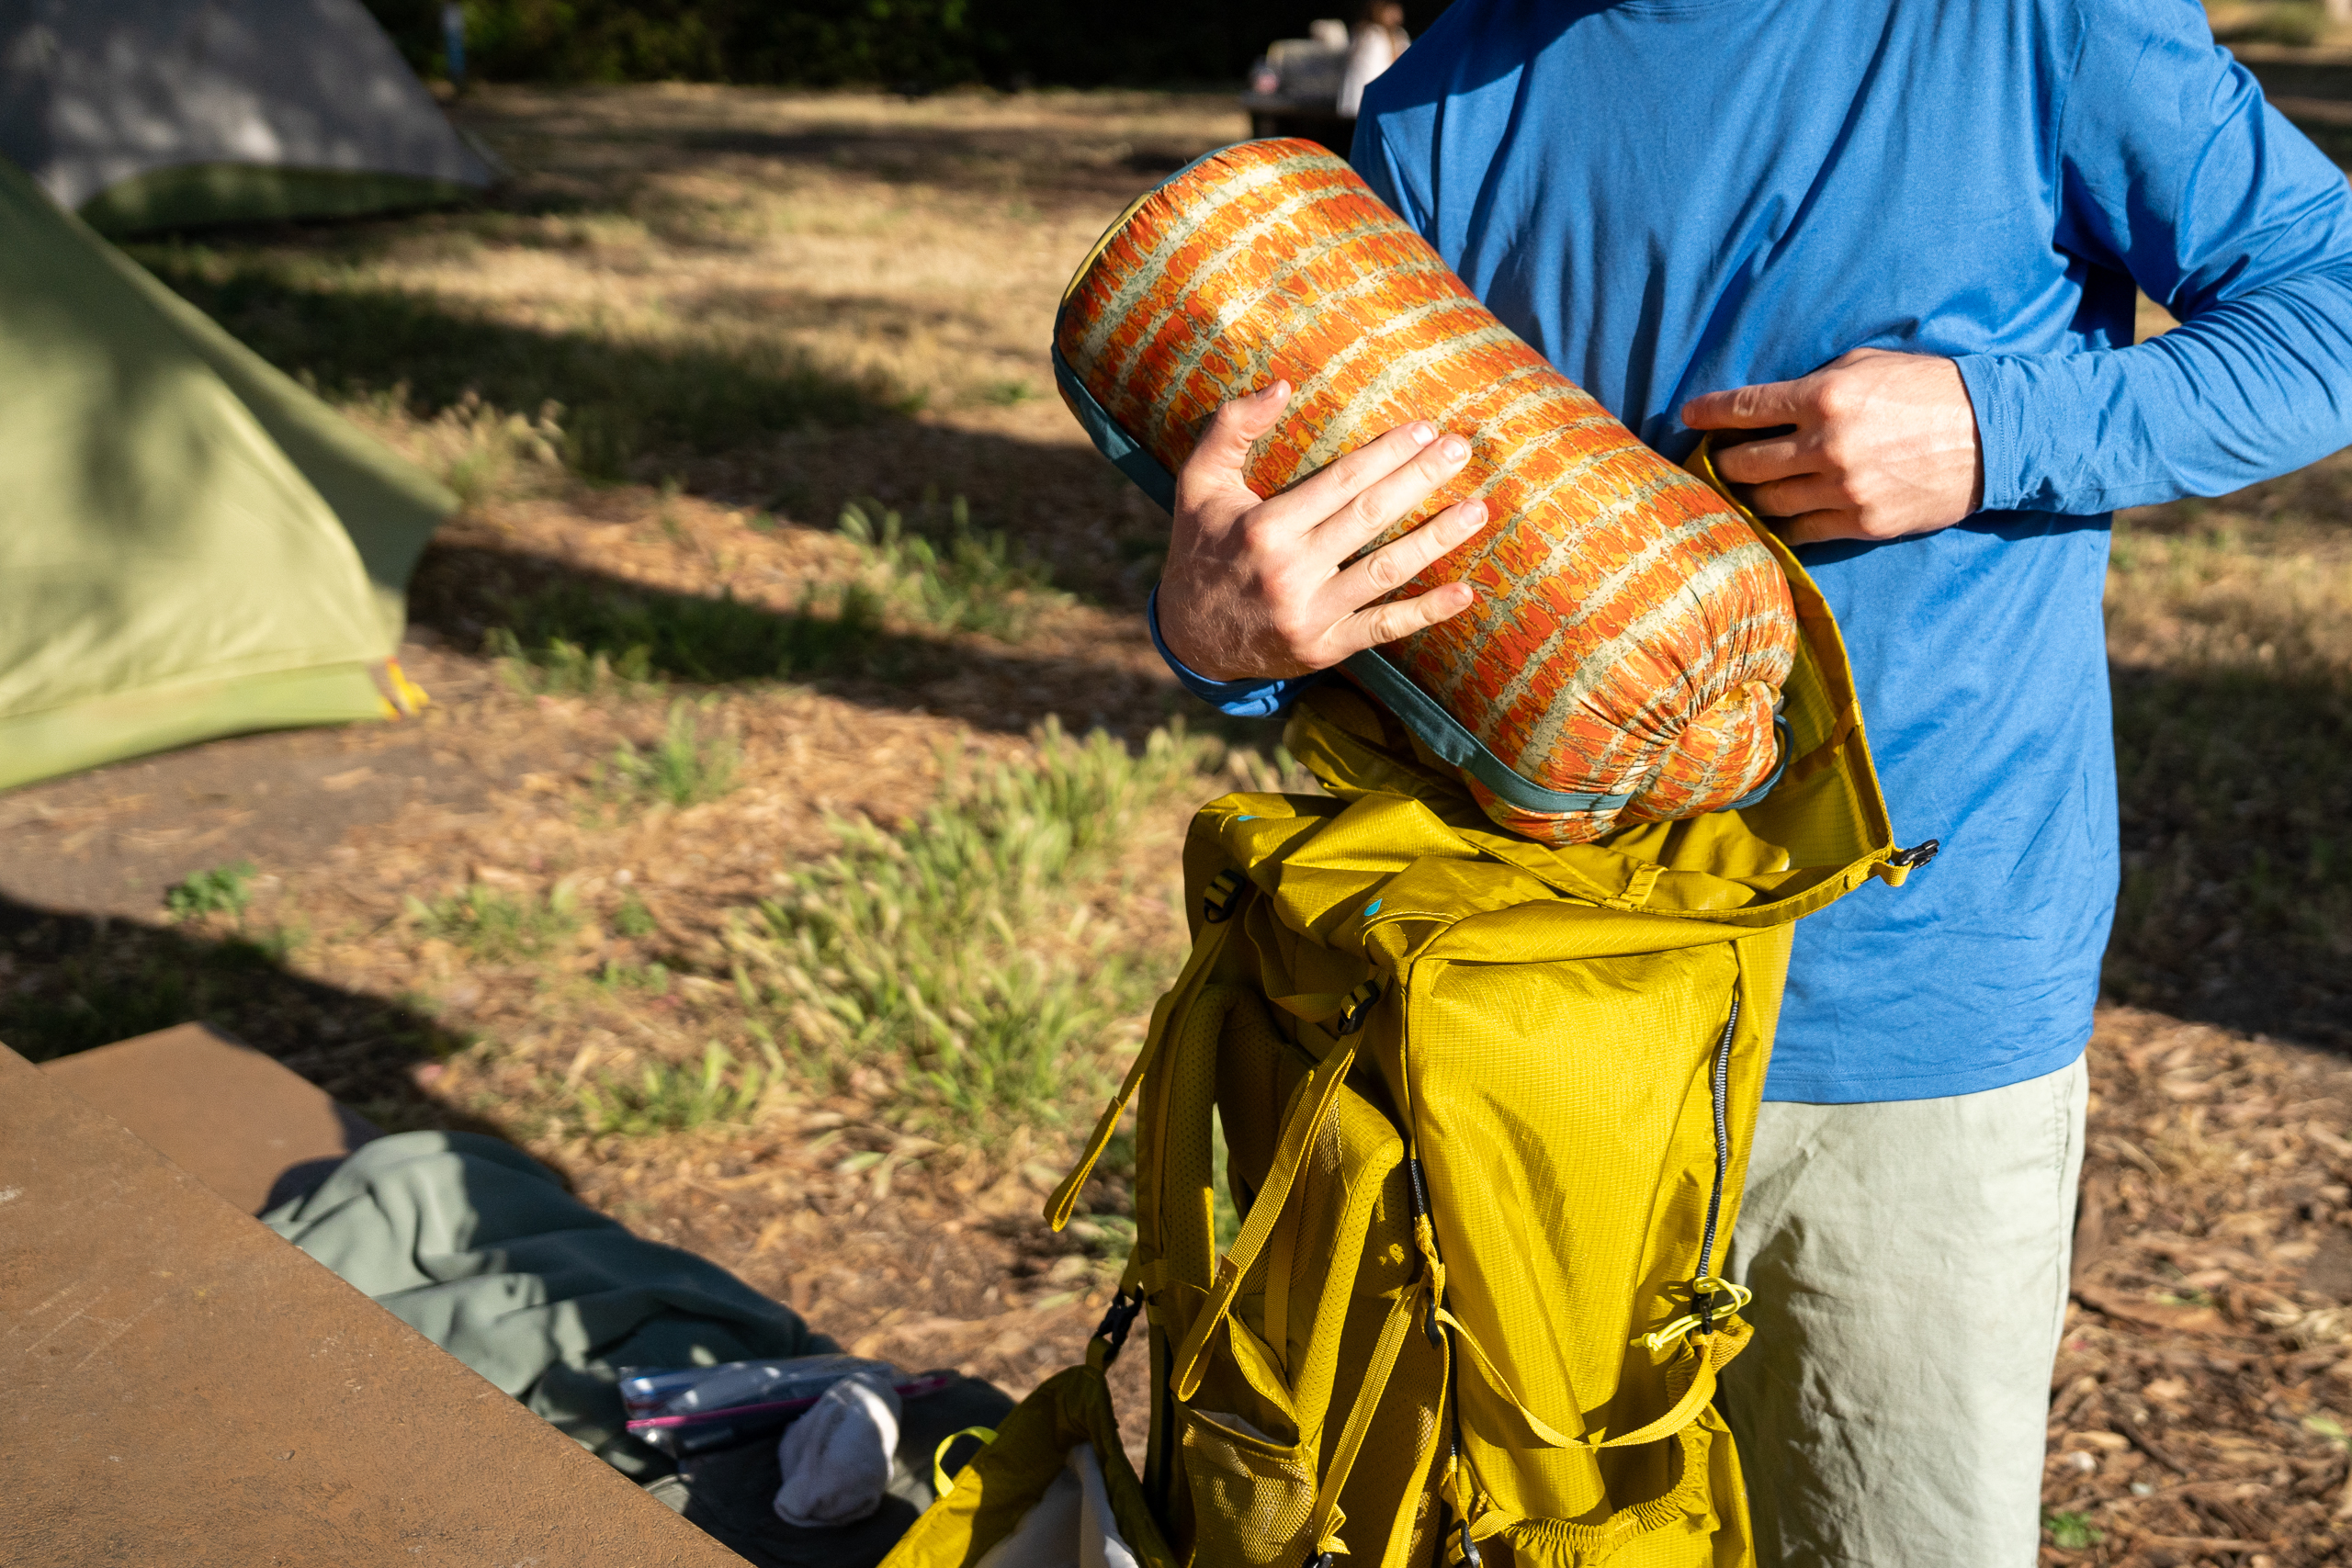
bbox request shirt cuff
[1951,352,2029,513]
[1147,585,1306,720]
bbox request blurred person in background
[442,2,466,90]
[1338,2,1408,117]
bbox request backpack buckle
[1202,869,1245,923]
[1091,1287,1145,1366]
[1887,839,1940,870]
[1334,979,1381,1035]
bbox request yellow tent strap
[372,656,432,718]
[932,1427,999,1497]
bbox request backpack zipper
[1393,975,1486,1566]
[1690,981,1740,1334]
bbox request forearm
[1961,262,2352,515]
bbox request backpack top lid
[1057,140,1801,849]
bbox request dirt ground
[5,85,2352,1562]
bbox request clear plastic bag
[618,1353,948,1456]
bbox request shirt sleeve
[1954,0,2352,514]
[1147,586,1308,719]
[1351,111,1430,232]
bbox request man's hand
[1680,348,1984,546]
[1157,381,1487,681]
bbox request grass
[971,378,1036,408]
[340,387,568,507]
[2041,1509,2104,1549]
[487,579,891,691]
[838,494,1067,638]
[164,861,256,920]
[596,958,673,995]
[604,700,741,807]
[133,245,913,484]
[411,885,582,964]
[481,502,1069,702]
[727,720,1212,1141]
[573,1040,780,1135]
[612,893,660,939]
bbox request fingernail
[1410,423,1437,446]
[1440,435,1469,462]
[1261,379,1288,400]
[1454,501,1486,531]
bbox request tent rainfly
[0,154,451,792]
[0,0,492,235]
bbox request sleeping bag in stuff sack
[1054,139,1799,847]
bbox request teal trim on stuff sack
[1051,346,1176,513]
[1337,648,1637,815]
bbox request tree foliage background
[363,1,1453,87]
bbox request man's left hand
[1680,348,1984,545]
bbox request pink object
[624,1372,950,1437]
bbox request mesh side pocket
[1177,1404,1319,1568]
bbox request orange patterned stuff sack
[1053,140,1799,845]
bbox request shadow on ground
[131,254,1166,603]
[407,535,1191,741]
[448,91,1229,215]
[0,894,497,1134]
[132,253,911,481]
[2107,657,2352,1051]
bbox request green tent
[0,155,452,793]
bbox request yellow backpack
[884,460,1926,1567]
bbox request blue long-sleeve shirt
[1156,0,2352,1102]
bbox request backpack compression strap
[1044,871,1246,1232]
[1168,1035,1361,1402]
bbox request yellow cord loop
[1637,1277,1755,1353]
[1446,1450,1485,1560]
[1412,1213,1447,1307]
[932,1426,998,1496]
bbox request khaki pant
[1720,1055,2088,1567]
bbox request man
[1146,1,2352,1560]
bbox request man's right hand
[1155,381,1487,682]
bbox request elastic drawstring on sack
[1638,1277,1756,1353]
[1405,1156,1447,1345]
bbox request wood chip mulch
[2046,1006,2352,1565]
